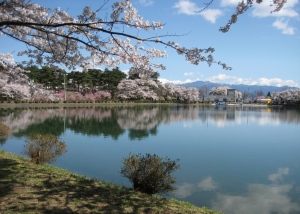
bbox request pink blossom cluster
[117,79,199,102]
[55,91,111,102]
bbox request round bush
[120,153,180,195]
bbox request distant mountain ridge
[179,81,299,95]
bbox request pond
[1,104,300,214]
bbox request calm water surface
[1,104,299,214]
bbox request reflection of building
[204,89,237,103]
[226,108,235,120]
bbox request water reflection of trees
[241,107,300,125]
[0,108,62,134]
[0,106,299,141]
[67,110,125,139]
[14,116,65,137]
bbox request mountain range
[179,81,299,95]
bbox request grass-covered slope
[0,150,221,214]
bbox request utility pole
[64,73,66,101]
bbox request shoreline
[0,101,286,109]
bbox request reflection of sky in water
[213,183,299,214]
[174,176,218,198]
[1,106,299,214]
[212,165,300,214]
[173,167,300,214]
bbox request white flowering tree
[0,54,56,100]
[128,67,159,81]
[0,0,232,71]
[0,0,286,100]
[117,79,199,102]
[209,86,230,96]
[209,86,242,99]
[117,79,160,101]
[164,84,199,102]
[272,89,300,104]
[0,0,231,100]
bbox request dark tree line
[24,66,126,97]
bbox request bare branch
[194,0,214,13]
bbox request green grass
[0,150,222,214]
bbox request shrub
[0,122,10,140]
[120,153,180,195]
[23,133,67,164]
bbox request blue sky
[1,0,299,87]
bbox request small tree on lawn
[120,153,180,195]
[23,133,67,164]
[0,121,9,138]
[0,121,10,145]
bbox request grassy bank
[0,150,221,214]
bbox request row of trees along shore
[0,65,201,102]
[1,64,300,104]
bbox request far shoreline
[0,101,288,109]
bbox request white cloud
[158,78,196,84]
[173,0,222,23]
[272,18,295,35]
[184,72,194,76]
[201,9,223,23]
[220,0,240,7]
[139,0,153,7]
[205,74,299,87]
[255,77,298,87]
[158,78,182,84]
[160,75,299,87]
[173,0,200,15]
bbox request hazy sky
[1,0,299,87]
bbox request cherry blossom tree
[0,0,232,99]
[117,79,199,102]
[55,90,111,102]
[209,86,242,99]
[0,0,230,72]
[0,0,286,100]
[117,79,160,101]
[0,55,56,100]
[272,89,300,104]
[128,67,160,81]
[164,83,199,102]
